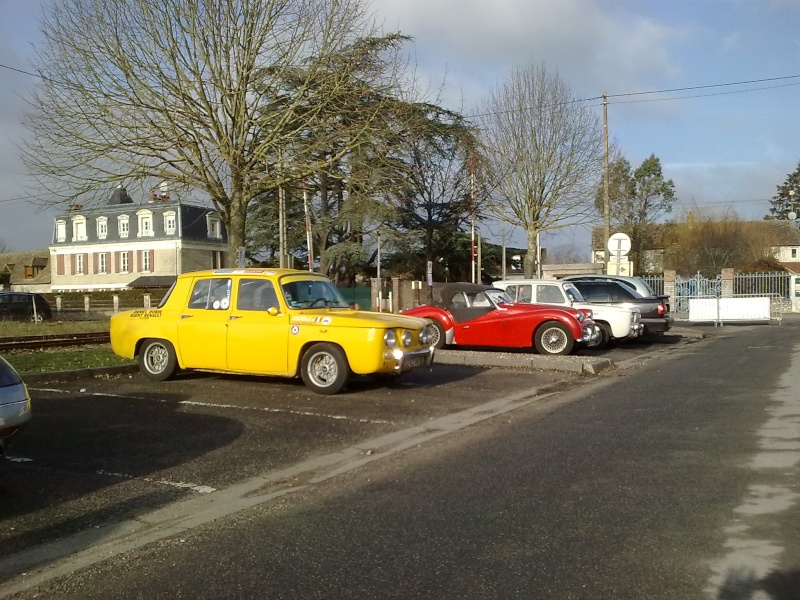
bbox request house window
[55,221,66,243]
[137,209,154,237]
[207,215,221,239]
[76,253,85,274]
[164,211,176,235]
[793,248,798,259]
[212,250,223,269]
[142,250,151,272]
[72,216,87,241]
[121,251,129,273]
[97,217,108,240]
[118,215,129,239]
[24,266,34,279]
[99,253,107,274]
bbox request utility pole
[603,92,611,270]
[470,154,476,284]
[303,185,313,271]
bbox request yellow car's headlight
[384,330,397,348]
[402,330,413,347]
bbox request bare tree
[476,63,603,277]
[662,208,781,276]
[22,0,407,264]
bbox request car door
[226,278,291,374]
[176,277,231,370]
[452,290,512,346]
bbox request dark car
[0,292,53,322]
[564,278,672,335]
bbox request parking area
[0,329,708,584]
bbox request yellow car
[110,269,435,395]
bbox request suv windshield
[281,278,349,309]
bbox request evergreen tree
[765,161,800,222]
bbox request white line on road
[29,388,393,425]
[178,400,393,424]
[96,469,216,494]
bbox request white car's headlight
[384,330,397,348]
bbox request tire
[138,338,179,382]
[534,322,575,356]
[28,310,44,324]
[596,323,611,350]
[300,343,350,395]
[429,320,446,349]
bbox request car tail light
[658,303,666,315]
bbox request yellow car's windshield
[280,277,349,309]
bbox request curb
[22,364,138,384]
[434,350,615,375]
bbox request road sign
[607,233,631,256]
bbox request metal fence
[642,275,664,295]
[642,273,792,301]
[733,272,791,299]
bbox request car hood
[290,309,429,329]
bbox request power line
[0,63,38,78]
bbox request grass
[0,319,132,375]
[0,319,110,339]
[4,346,135,375]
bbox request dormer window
[164,211,177,235]
[137,209,154,238]
[97,216,108,240]
[207,215,222,239]
[118,215,129,238]
[55,220,66,243]
[71,215,87,241]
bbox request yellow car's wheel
[139,338,178,382]
[300,343,350,395]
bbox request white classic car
[492,279,643,349]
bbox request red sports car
[401,283,601,355]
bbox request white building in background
[50,186,228,292]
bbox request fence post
[391,277,400,313]
[143,293,151,309]
[83,294,90,312]
[113,294,119,313]
[56,294,62,313]
[663,270,676,311]
[721,268,734,298]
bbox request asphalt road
[4,324,798,598]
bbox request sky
[1,0,800,258]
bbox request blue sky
[2,0,800,257]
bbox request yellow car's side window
[187,278,232,310]
[237,278,279,311]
